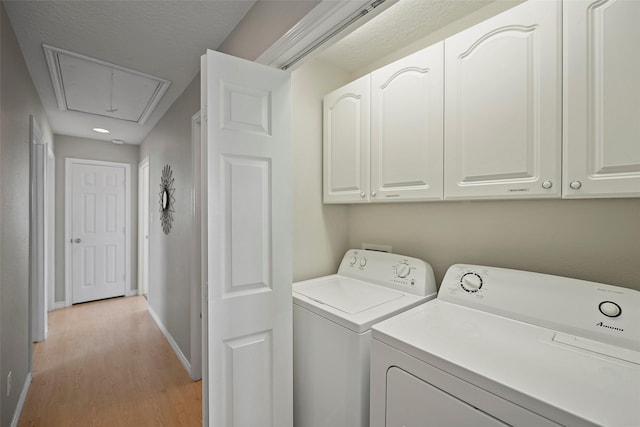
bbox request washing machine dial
[460,272,483,293]
[349,256,357,266]
[396,263,410,278]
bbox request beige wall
[0,4,54,425]
[139,75,200,362]
[292,59,352,281]
[218,0,319,61]
[348,199,640,290]
[53,135,140,303]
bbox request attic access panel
[43,44,170,124]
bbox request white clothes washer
[370,264,640,427]
[293,249,437,427]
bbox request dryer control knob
[349,256,357,266]
[599,301,621,318]
[359,258,367,267]
[461,273,482,292]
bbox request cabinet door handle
[360,192,366,198]
[569,181,582,190]
[371,191,377,197]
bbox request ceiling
[4,0,256,145]
[317,0,496,73]
[5,0,505,145]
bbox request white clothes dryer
[293,249,437,427]
[370,264,640,427]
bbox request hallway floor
[19,296,202,427]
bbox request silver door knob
[569,181,582,190]
[73,238,82,243]
[371,191,377,197]
[360,192,365,198]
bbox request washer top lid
[294,276,403,314]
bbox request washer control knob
[396,263,410,278]
[460,273,482,292]
[599,301,622,318]
[349,256,357,266]
[359,258,367,267]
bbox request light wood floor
[19,296,202,427]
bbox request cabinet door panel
[323,75,370,203]
[563,0,640,198]
[371,42,444,201]
[444,0,561,200]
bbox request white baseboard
[52,301,67,310]
[10,372,32,427]
[147,305,191,375]
[126,288,138,297]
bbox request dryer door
[386,367,507,426]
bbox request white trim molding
[137,156,150,297]
[148,305,191,376]
[64,158,131,306]
[10,373,32,427]
[256,0,396,70]
[190,111,203,381]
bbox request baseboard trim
[10,372,32,427]
[52,301,67,310]
[147,305,191,375]
[126,288,138,297]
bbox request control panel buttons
[359,258,368,268]
[460,272,483,293]
[349,256,357,266]
[599,301,622,318]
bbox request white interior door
[69,160,128,304]
[201,49,292,427]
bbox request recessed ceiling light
[93,127,110,134]
[111,139,124,145]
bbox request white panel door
[71,163,126,304]
[563,0,640,198]
[323,75,371,203]
[444,0,561,200]
[371,42,444,202]
[201,50,292,427]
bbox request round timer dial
[396,263,410,278]
[460,272,483,293]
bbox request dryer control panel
[338,249,436,297]
[440,264,640,354]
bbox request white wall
[139,75,199,363]
[53,135,140,304]
[0,4,54,425]
[291,59,353,281]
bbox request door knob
[73,238,82,243]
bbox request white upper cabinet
[323,75,371,203]
[563,0,640,198]
[444,0,562,200]
[370,42,444,201]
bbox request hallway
[18,296,202,427]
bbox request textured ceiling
[317,0,496,73]
[4,0,255,144]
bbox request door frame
[30,115,50,343]
[190,111,203,382]
[137,156,150,298]
[64,158,131,306]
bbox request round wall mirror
[159,164,175,234]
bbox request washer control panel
[439,264,640,352]
[338,249,436,297]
